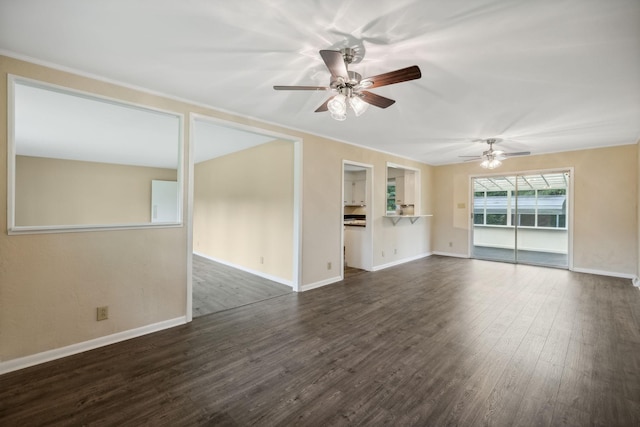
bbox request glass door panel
[514,172,569,268]
[471,176,517,263]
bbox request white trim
[567,167,575,271]
[468,167,574,269]
[342,160,374,277]
[633,277,640,287]
[571,267,637,281]
[0,317,186,375]
[293,139,303,292]
[193,252,294,288]
[433,251,470,259]
[8,223,183,235]
[372,252,432,271]
[7,74,16,231]
[299,276,343,292]
[185,114,196,322]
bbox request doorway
[342,161,373,277]
[187,114,302,320]
[471,170,571,268]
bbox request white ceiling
[1,0,639,165]
[193,119,277,164]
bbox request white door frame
[468,167,574,271]
[342,160,374,276]
[468,166,575,271]
[186,113,303,322]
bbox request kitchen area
[343,164,371,273]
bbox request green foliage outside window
[387,184,396,211]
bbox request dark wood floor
[192,254,292,317]
[2,256,640,426]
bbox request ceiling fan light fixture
[330,112,346,121]
[349,95,369,116]
[328,94,347,115]
[480,157,502,169]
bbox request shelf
[384,214,433,226]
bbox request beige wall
[433,144,638,276]
[15,155,176,226]
[193,140,294,282]
[0,55,435,366]
[301,137,433,285]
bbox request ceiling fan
[274,48,421,121]
[460,138,531,169]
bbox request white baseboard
[372,252,432,271]
[299,275,343,292]
[0,316,186,375]
[633,277,640,287]
[571,267,637,281]
[433,251,470,259]
[194,252,293,288]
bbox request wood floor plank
[2,256,640,425]
[192,255,292,317]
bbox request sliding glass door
[472,171,569,268]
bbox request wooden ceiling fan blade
[361,65,421,89]
[273,85,329,91]
[314,96,334,112]
[320,50,348,79]
[360,91,396,108]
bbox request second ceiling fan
[460,138,531,169]
[274,48,421,120]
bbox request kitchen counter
[344,214,366,227]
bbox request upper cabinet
[395,170,415,205]
[344,170,366,206]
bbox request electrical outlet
[394,249,397,254]
[382,251,385,257]
[449,242,453,247]
[260,256,264,264]
[97,306,109,321]
[327,262,332,270]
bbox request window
[475,191,509,226]
[473,188,566,229]
[386,181,396,212]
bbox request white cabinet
[352,180,366,205]
[344,171,366,205]
[395,178,405,204]
[344,226,365,269]
[404,171,416,205]
[343,180,352,205]
[395,172,415,205]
